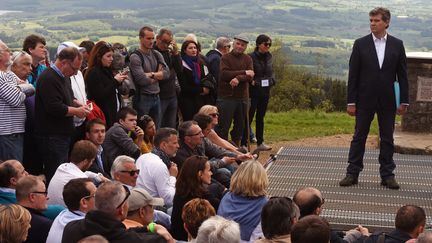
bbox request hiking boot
[381,178,400,190]
[339,175,358,187]
[256,143,272,151]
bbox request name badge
[261,79,269,87]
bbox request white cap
[57,41,85,55]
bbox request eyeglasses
[263,42,272,47]
[31,191,48,197]
[209,112,219,118]
[116,185,131,209]
[67,61,80,72]
[120,169,140,176]
[82,194,96,200]
[224,45,231,49]
[186,130,203,137]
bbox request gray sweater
[129,49,170,95]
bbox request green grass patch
[258,110,380,143]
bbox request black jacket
[206,49,222,85]
[62,210,165,243]
[86,66,122,128]
[24,207,53,243]
[347,34,408,109]
[153,45,182,99]
[356,229,412,243]
[249,51,276,97]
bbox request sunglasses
[263,42,272,47]
[186,130,203,137]
[209,112,219,118]
[120,169,140,176]
[116,185,131,209]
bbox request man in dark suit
[339,7,409,189]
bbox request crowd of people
[0,6,429,243]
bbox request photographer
[102,107,142,173]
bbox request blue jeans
[160,96,178,129]
[0,133,24,162]
[134,94,161,129]
[36,135,70,184]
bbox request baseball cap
[57,41,85,55]
[127,188,164,211]
[234,34,249,44]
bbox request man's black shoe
[381,178,400,190]
[339,175,358,187]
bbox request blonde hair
[0,204,32,243]
[230,160,268,197]
[198,105,218,115]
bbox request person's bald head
[293,187,324,218]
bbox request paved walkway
[394,130,432,155]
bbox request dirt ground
[254,134,379,164]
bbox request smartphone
[122,66,130,75]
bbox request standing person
[241,35,275,151]
[178,40,216,121]
[215,35,254,147]
[0,44,35,162]
[79,40,95,74]
[85,41,128,128]
[34,47,90,183]
[206,36,231,98]
[339,7,409,190]
[154,28,182,128]
[130,26,170,128]
[22,34,47,176]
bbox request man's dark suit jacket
[347,33,408,109]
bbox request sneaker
[250,137,258,143]
[339,175,358,187]
[256,143,272,151]
[381,178,400,190]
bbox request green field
[260,110,380,143]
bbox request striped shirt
[0,71,26,135]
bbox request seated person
[256,196,300,243]
[291,215,330,243]
[0,160,64,219]
[182,198,216,242]
[136,115,156,154]
[102,107,143,172]
[195,215,241,243]
[47,140,107,206]
[136,128,179,208]
[16,175,53,243]
[46,178,97,243]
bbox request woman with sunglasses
[198,105,246,155]
[241,34,275,152]
[177,40,216,121]
[85,41,128,128]
[170,155,224,241]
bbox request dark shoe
[381,178,400,190]
[339,175,358,187]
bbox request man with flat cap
[215,34,254,147]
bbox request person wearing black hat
[215,35,254,147]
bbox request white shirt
[135,152,176,207]
[45,209,85,243]
[372,33,387,69]
[47,163,99,206]
[70,71,87,127]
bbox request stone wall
[402,58,432,132]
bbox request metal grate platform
[266,146,432,232]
